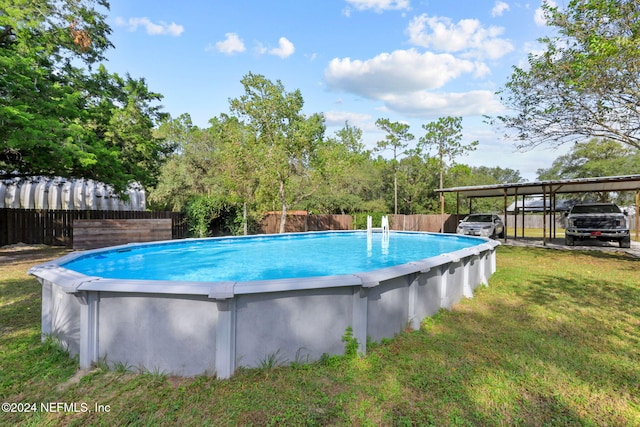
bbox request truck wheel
[620,236,631,248]
[565,235,575,246]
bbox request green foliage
[353,212,387,229]
[258,349,287,371]
[342,326,359,358]
[151,110,514,218]
[537,138,639,180]
[303,123,376,214]
[318,352,343,367]
[229,73,326,232]
[536,138,639,203]
[395,154,440,213]
[419,116,478,173]
[185,195,240,237]
[418,116,478,219]
[149,114,224,211]
[375,118,415,215]
[0,0,168,193]
[445,165,525,213]
[496,0,640,151]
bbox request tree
[496,0,640,151]
[212,114,261,234]
[374,118,414,215]
[419,116,478,224]
[394,153,439,214]
[229,73,325,233]
[0,0,168,193]
[448,166,524,213]
[1,0,111,174]
[103,74,171,189]
[305,122,374,214]
[537,138,639,203]
[149,114,213,211]
[471,166,523,185]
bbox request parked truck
[564,203,630,248]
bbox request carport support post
[542,185,547,246]
[636,190,639,241]
[551,193,556,238]
[513,188,518,240]
[503,189,508,243]
[521,195,525,238]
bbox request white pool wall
[29,232,500,378]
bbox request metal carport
[436,174,640,245]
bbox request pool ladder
[367,216,390,253]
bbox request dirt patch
[501,237,640,258]
[0,243,70,263]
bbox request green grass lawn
[1,244,638,426]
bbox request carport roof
[436,174,640,199]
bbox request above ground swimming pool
[30,231,500,378]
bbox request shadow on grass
[0,276,41,334]
[0,247,78,400]
[374,249,640,426]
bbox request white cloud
[254,42,268,55]
[344,0,410,13]
[534,0,557,27]
[381,90,505,118]
[324,111,375,130]
[492,1,510,17]
[407,14,513,60]
[324,48,504,118]
[534,7,546,26]
[269,37,295,58]
[325,49,479,98]
[212,32,246,54]
[115,17,184,36]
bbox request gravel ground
[500,236,640,258]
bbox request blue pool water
[62,231,486,282]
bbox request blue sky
[103,0,564,181]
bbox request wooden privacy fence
[13,208,631,248]
[258,212,638,234]
[0,209,186,247]
[258,212,464,234]
[73,219,173,250]
[388,214,464,232]
[258,212,354,234]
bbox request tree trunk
[439,168,445,233]
[243,202,247,235]
[394,169,398,215]
[279,179,287,234]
